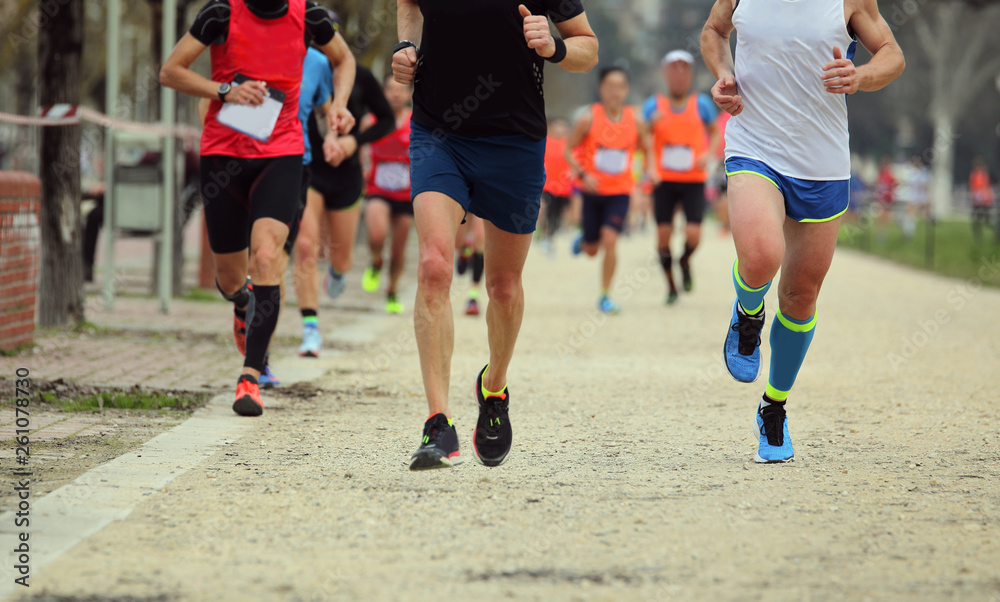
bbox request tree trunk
[929,113,955,222]
[37,0,84,327]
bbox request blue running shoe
[723,300,764,383]
[571,233,583,256]
[755,401,794,463]
[598,295,620,314]
[324,267,345,299]
[258,364,280,389]
[297,324,322,357]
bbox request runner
[361,75,414,315]
[540,118,573,255]
[455,216,485,316]
[643,49,720,304]
[160,0,356,416]
[565,66,647,314]
[309,62,395,304]
[970,156,994,244]
[394,0,598,469]
[701,0,904,460]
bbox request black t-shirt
[308,65,395,180]
[189,0,336,47]
[413,0,584,141]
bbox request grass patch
[183,287,225,303]
[54,390,206,413]
[0,342,35,357]
[838,217,1000,287]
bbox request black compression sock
[244,284,280,373]
[680,243,695,265]
[472,251,485,285]
[659,248,676,289]
[300,308,317,319]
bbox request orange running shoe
[232,374,263,416]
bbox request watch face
[219,83,231,95]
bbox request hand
[323,133,346,167]
[337,135,359,161]
[822,45,859,94]
[392,46,419,85]
[647,169,661,186]
[328,105,356,136]
[711,74,743,116]
[695,153,710,171]
[227,80,268,106]
[581,172,599,194]
[518,5,555,58]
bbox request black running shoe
[473,365,513,466]
[680,259,693,292]
[409,413,463,470]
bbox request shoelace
[732,312,764,355]
[481,398,508,435]
[423,419,447,446]
[759,406,786,447]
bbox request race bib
[661,145,695,172]
[374,161,410,191]
[594,147,629,175]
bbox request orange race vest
[651,94,708,183]
[970,168,994,206]
[580,103,639,196]
[544,137,574,197]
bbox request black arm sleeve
[541,0,584,23]
[304,1,336,46]
[353,68,395,147]
[189,0,230,46]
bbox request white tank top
[724,0,856,180]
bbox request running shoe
[232,374,263,417]
[571,233,584,256]
[724,300,765,383]
[598,295,621,314]
[385,292,404,314]
[297,324,322,357]
[456,244,473,275]
[666,289,679,305]
[324,267,345,299]
[473,365,512,466]
[465,297,479,316]
[409,413,463,470]
[258,364,280,389]
[680,258,693,292]
[755,400,794,463]
[362,264,382,293]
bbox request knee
[417,248,452,294]
[778,286,820,319]
[294,232,316,263]
[739,242,783,284]
[215,266,246,295]
[250,243,281,279]
[583,244,599,257]
[486,273,521,306]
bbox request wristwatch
[393,40,417,54]
[217,82,232,102]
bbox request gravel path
[15,229,1000,601]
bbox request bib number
[594,147,629,175]
[661,145,695,172]
[374,162,410,191]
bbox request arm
[823,0,905,94]
[392,0,423,85]
[352,69,396,147]
[565,109,599,193]
[519,6,598,73]
[699,0,743,115]
[316,31,357,134]
[316,98,346,167]
[700,122,721,170]
[160,34,266,105]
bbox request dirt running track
[8,230,1000,601]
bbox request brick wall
[0,172,41,351]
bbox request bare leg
[481,221,533,393]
